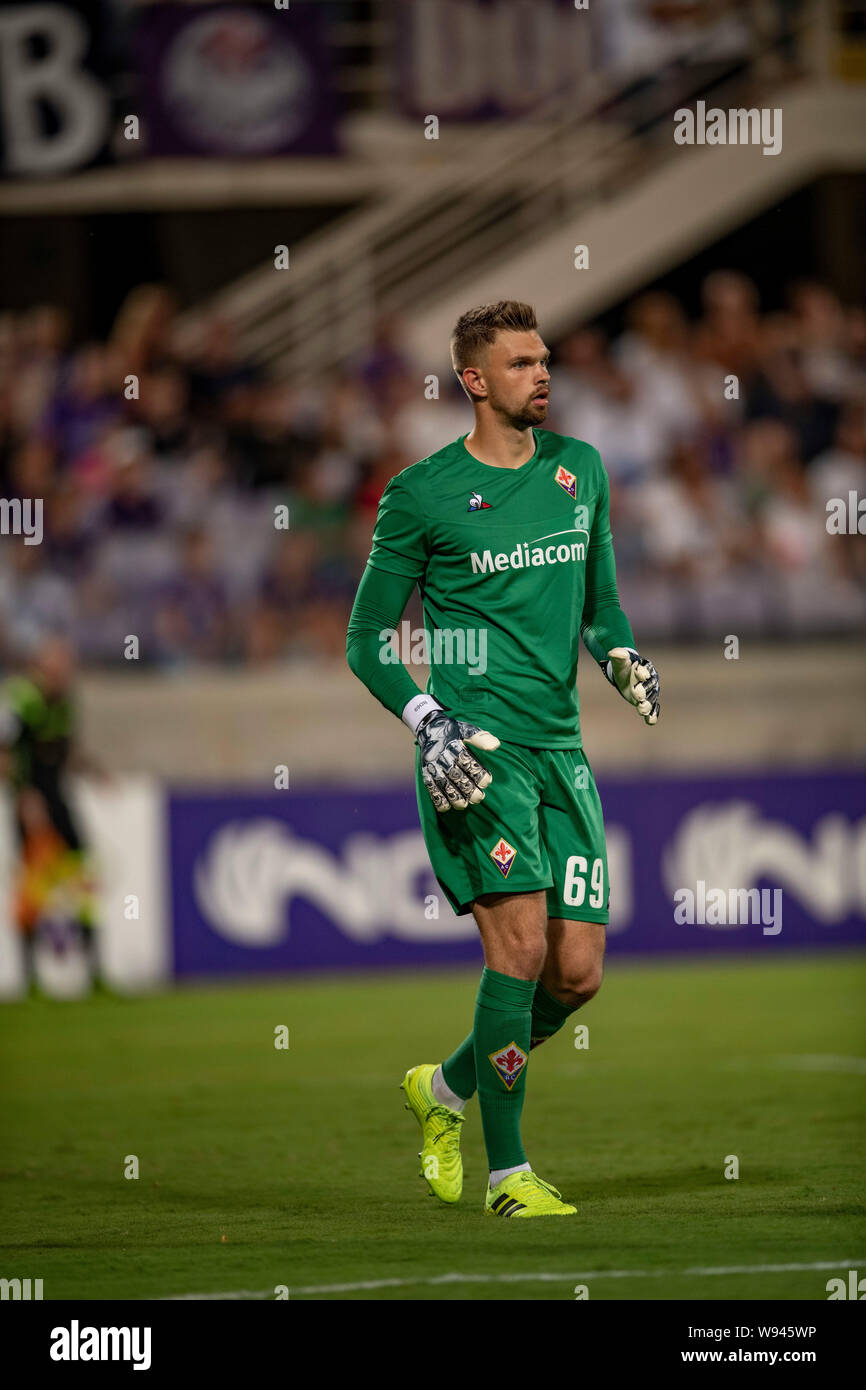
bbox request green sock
[440,1031,476,1102]
[529,980,577,1049]
[441,979,576,1101]
[472,966,536,1171]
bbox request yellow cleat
[400,1063,465,1204]
[485,1170,577,1218]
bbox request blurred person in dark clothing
[43,480,99,581]
[131,365,195,460]
[44,343,122,466]
[845,306,866,380]
[101,431,165,532]
[243,525,356,664]
[11,305,70,439]
[0,636,103,992]
[224,381,303,490]
[789,281,865,404]
[243,529,320,663]
[110,284,179,378]
[186,315,260,412]
[694,270,763,385]
[0,382,16,493]
[354,314,414,412]
[5,438,56,502]
[152,527,230,666]
[745,312,839,463]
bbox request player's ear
[462,369,486,402]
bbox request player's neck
[464,420,536,470]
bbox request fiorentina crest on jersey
[489,1041,528,1090]
[489,837,516,877]
[555,464,577,498]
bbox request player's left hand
[604,647,660,725]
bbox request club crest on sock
[489,1041,528,1090]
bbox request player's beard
[491,394,546,432]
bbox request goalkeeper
[346,300,660,1220]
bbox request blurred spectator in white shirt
[552,328,662,485]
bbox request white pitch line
[775,1055,866,1075]
[163,1258,866,1300]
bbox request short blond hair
[450,300,538,399]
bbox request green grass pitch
[1,951,864,1301]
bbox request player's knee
[580,964,604,1002]
[509,935,547,979]
[552,962,604,1007]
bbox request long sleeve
[346,562,424,718]
[580,466,635,664]
[346,471,430,720]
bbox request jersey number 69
[563,855,605,909]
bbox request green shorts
[415,741,609,921]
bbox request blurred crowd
[0,272,864,669]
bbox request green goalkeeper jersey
[347,427,634,749]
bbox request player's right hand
[416,709,500,813]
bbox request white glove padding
[604,647,660,725]
[416,710,500,812]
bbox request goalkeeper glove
[602,647,660,725]
[415,708,500,813]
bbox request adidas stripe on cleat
[485,1170,577,1218]
[489,1193,527,1217]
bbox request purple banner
[135,2,339,157]
[168,769,866,978]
